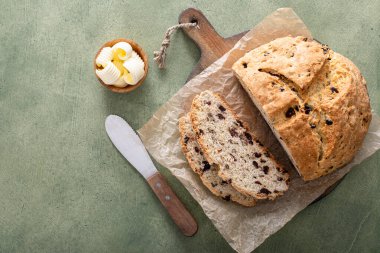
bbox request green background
[1,0,379,252]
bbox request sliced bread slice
[190,90,289,200]
[179,113,257,206]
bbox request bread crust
[232,36,372,181]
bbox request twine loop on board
[154,22,199,69]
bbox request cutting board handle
[179,8,247,81]
[179,8,228,56]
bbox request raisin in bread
[232,36,371,181]
[190,90,289,200]
[179,114,257,206]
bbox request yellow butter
[123,58,144,85]
[113,59,125,74]
[96,62,121,85]
[112,42,133,61]
[96,47,113,68]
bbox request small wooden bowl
[94,38,148,93]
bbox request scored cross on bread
[232,36,371,181]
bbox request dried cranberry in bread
[190,90,289,200]
[179,114,257,206]
[232,36,371,181]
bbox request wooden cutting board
[178,7,343,203]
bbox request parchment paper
[138,8,380,253]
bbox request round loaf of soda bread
[232,36,371,181]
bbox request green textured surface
[0,0,379,252]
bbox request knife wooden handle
[147,172,198,236]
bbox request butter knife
[105,115,198,236]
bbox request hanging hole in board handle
[190,17,198,25]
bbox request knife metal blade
[105,115,157,179]
[105,114,198,236]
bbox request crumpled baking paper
[138,8,380,253]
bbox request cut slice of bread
[190,90,289,200]
[179,114,257,206]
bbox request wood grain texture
[179,8,248,81]
[147,172,198,236]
